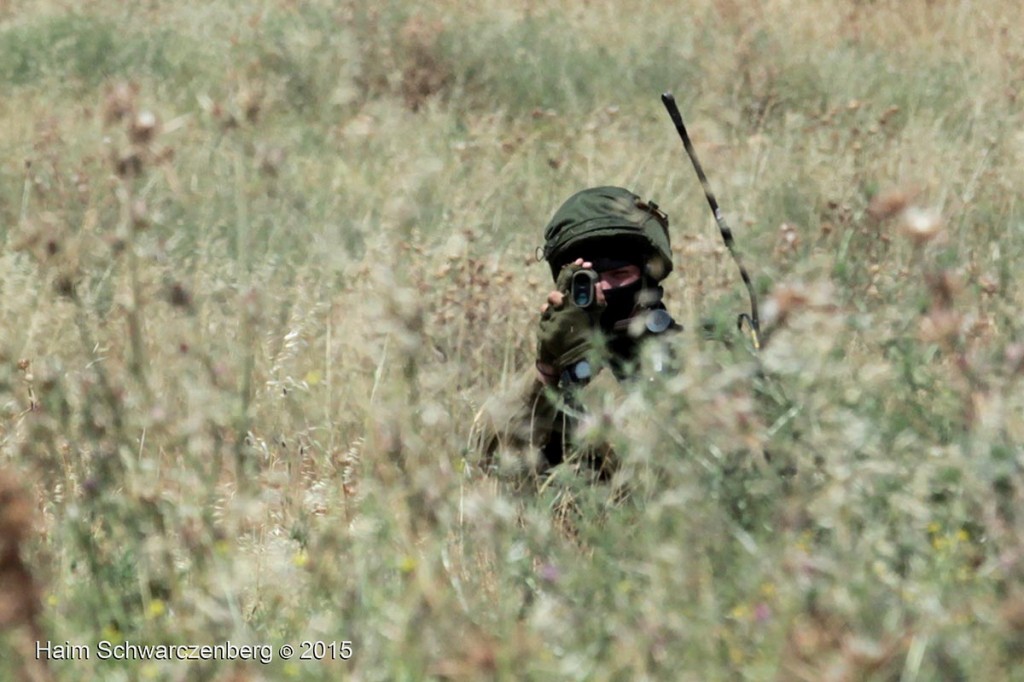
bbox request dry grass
[1,0,1023,680]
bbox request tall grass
[1,0,1023,680]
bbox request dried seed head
[646,256,668,280]
[901,207,943,246]
[774,222,801,257]
[103,81,138,125]
[1000,594,1024,632]
[113,149,143,178]
[919,309,961,344]
[926,270,962,309]
[131,199,149,230]
[153,145,175,164]
[1005,344,1024,375]
[104,234,127,253]
[244,96,261,124]
[168,282,192,309]
[129,110,159,144]
[237,88,262,124]
[762,284,811,327]
[54,274,76,299]
[878,105,901,126]
[867,188,910,221]
[258,146,286,177]
[978,275,999,295]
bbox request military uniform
[472,186,682,479]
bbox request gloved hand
[536,261,606,384]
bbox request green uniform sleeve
[469,366,566,473]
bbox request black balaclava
[600,278,643,331]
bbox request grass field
[2,0,1023,679]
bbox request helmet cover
[541,186,673,281]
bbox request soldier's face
[597,264,641,291]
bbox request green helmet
[541,186,673,281]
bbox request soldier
[472,185,683,480]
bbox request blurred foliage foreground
[1,0,1024,680]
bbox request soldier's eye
[605,267,633,280]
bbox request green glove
[536,263,606,379]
